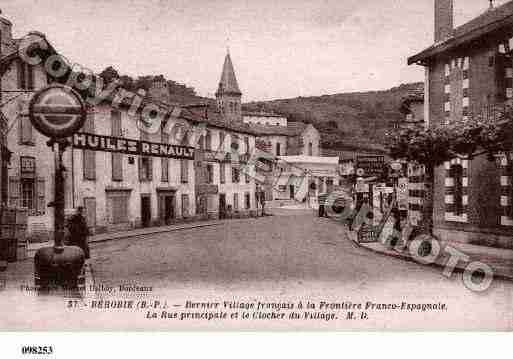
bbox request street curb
[347,232,513,281]
[88,222,223,244]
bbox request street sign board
[29,85,86,138]
[356,155,385,178]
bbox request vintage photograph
[0,0,512,331]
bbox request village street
[80,208,513,330]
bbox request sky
[1,0,507,101]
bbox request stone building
[242,111,288,127]
[0,15,258,242]
[408,0,513,249]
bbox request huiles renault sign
[72,132,195,160]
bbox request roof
[186,106,258,136]
[216,52,241,96]
[408,1,513,65]
[278,156,340,165]
[249,121,308,137]
[0,32,259,137]
[242,111,286,118]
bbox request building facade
[0,16,259,242]
[408,0,513,249]
[242,111,288,127]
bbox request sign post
[29,85,87,292]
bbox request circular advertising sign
[29,85,86,138]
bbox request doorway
[141,194,151,227]
[162,195,175,225]
[219,193,226,219]
[289,185,295,200]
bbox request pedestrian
[67,206,91,260]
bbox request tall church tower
[216,51,242,123]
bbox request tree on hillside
[99,66,120,84]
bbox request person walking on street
[67,206,91,260]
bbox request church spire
[216,51,241,96]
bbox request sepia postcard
[0,0,512,333]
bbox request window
[139,157,153,181]
[451,164,464,215]
[83,113,96,180]
[18,61,34,90]
[109,195,129,224]
[245,171,250,184]
[244,137,249,154]
[205,130,212,151]
[206,164,214,184]
[19,115,34,145]
[308,142,313,156]
[180,160,189,183]
[245,192,250,209]
[219,132,226,151]
[276,142,281,156]
[233,193,239,211]
[111,110,123,181]
[181,194,189,217]
[21,179,34,211]
[232,165,240,183]
[220,163,226,184]
[161,131,169,182]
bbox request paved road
[2,209,511,330]
[85,209,513,330]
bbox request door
[141,195,151,227]
[83,197,96,234]
[289,185,295,200]
[219,194,226,219]
[164,195,175,225]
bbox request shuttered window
[244,137,249,154]
[206,164,214,184]
[139,130,153,181]
[83,113,96,180]
[111,110,123,181]
[161,131,169,182]
[36,177,45,215]
[245,192,251,209]
[233,193,239,211]
[8,177,20,207]
[232,165,240,183]
[205,130,212,151]
[19,115,33,145]
[219,132,226,152]
[17,61,34,90]
[220,163,226,184]
[110,196,129,224]
[181,194,189,217]
[180,160,188,183]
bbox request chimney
[0,9,13,54]
[148,76,170,103]
[434,0,454,42]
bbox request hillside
[243,82,424,153]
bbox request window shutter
[138,157,143,181]
[233,193,239,211]
[148,157,153,180]
[36,177,45,215]
[83,113,96,180]
[220,163,226,184]
[17,61,25,89]
[161,132,169,182]
[27,65,34,90]
[181,160,188,183]
[8,177,20,207]
[19,116,33,144]
[181,194,189,217]
[111,110,123,181]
